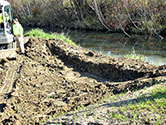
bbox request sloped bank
[45,38,166,82]
[25,38,166,96]
[41,39,166,94]
[0,38,165,124]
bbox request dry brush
[8,0,166,36]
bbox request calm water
[55,29,166,66]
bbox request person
[13,18,24,54]
[0,13,3,23]
[4,12,9,22]
[0,10,4,28]
[0,10,9,29]
[0,10,9,23]
[0,10,3,23]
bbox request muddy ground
[0,38,166,124]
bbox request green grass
[123,51,145,61]
[109,85,166,124]
[24,29,76,46]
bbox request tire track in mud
[0,55,23,108]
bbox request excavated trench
[0,38,166,124]
[46,40,164,81]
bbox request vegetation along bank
[9,0,166,37]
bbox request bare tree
[8,0,166,37]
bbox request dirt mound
[0,38,165,124]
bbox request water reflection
[145,55,166,66]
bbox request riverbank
[0,37,165,124]
[28,28,166,66]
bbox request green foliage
[24,29,76,46]
[123,51,145,61]
[109,85,166,123]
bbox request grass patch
[24,29,76,46]
[109,85,166,124]
[123,50,145,61]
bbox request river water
[56,29,166,66]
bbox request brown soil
[0,38,165,124]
